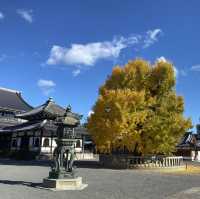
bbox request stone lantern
[43,105,87,190]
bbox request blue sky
[0,0,200,128]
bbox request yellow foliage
[87,59,192,155]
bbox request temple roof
[0,87,32,112]
[0,120,47,133]
[177,131,200,149]
[0,121,89,139]
[75,126,89,136]
[15,98,82,124]
[15,98,65,120]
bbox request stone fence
[75,152,96,160]
[38,152,96,160]
[99,155,184,169]
[129,156,183,169]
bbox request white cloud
[38,79,55,87]
[17,9,33,23]
[144,29,162,48]
[37,79,56,96]
[46,29,162,75]
[0,12,4,20]
[72,69,81,77]
[47,35,139,66]
[156,56,167,62]
[190,65,200,72]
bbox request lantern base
[48,170,75,179]
[43,177,88,191]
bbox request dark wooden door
[20,135,29,150]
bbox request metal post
[50,131,53,159]
[82,135,85,159]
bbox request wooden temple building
[0,87,93,159]
[176,128,200,161]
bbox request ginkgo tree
[87,59,192,155]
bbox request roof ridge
[0,87,20,94]
[44,97,54,111]
[16,92,33,110]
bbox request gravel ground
[0,160,200,199]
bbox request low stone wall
[99,155,184,169]
[99,154,129,169]
[75,153,95,160]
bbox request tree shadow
[0,159,51,167]
[74,160,103,169]
[0,179,42,188]
[0,159,103,169]
[0,158,122,170]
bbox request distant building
[0,87,93,159]
[0,87,32,152]
[196,124,200,134]
[176,129,200,161]
[0,87,32,127]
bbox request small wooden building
[176,131,200,161]
[2,98,88,159]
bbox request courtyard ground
[0,160,200,199]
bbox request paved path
[0,160,200,199]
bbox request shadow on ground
[74,160,103,169]
[0,158,103,169]
[0,179,42,188]
[0,159,51,167]
[0,158,136,170]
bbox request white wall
[11,136,84,154]
[191,150,200,161]
[40,137,83,154]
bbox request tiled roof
[0,87,32,112]
[15,98,82,124]
[0,120,47,133]
[15,98,65,120]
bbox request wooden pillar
[82,135,85,156]
[50,131,53,158]
[39,128,43,154]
